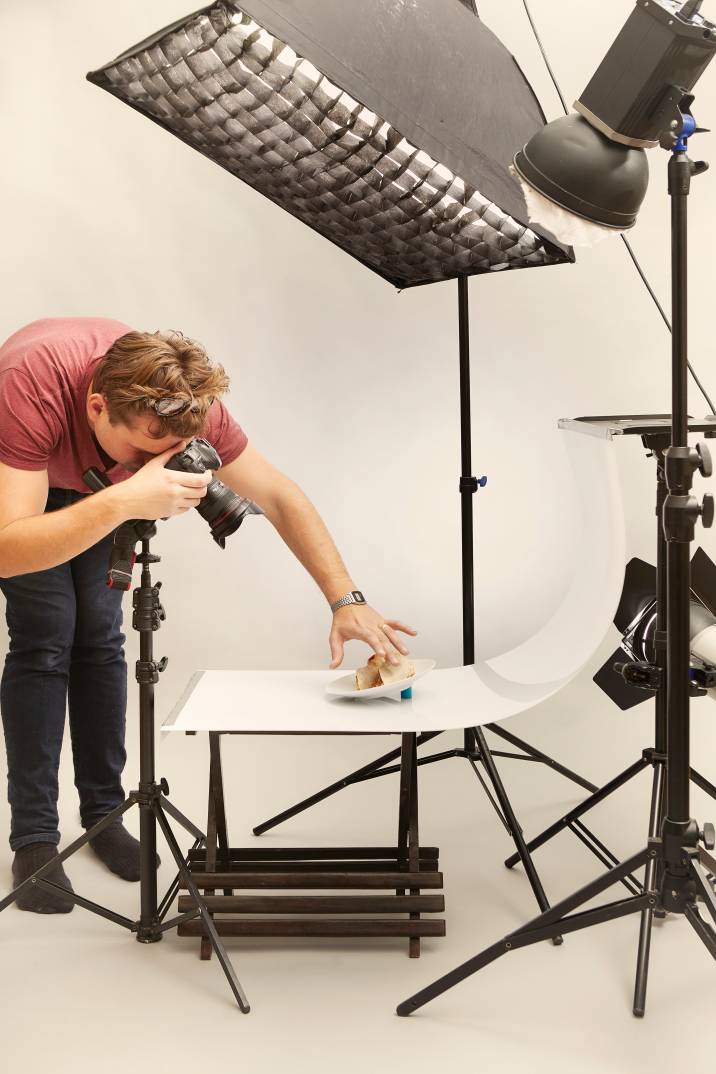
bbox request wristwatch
[330,590,367,613]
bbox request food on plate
[355,651,416,690]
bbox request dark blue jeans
[0,488,127,851]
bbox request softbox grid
[90,2,564,288]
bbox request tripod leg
[0,797,134,913]
[158,794,205,842]
[251,732,442,835]
[157,837,203,923]
[154,804,250,1013]
[472,728,561,942]
[633,761,666,1017]
[155,796,206,927]
[684,902,716,957]
[690,768,716,802]
[692,858,716,928]
[397,847,652,1016]
[486,724,598,794]
[504,757,649,869]
[29,876,135,928]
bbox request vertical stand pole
[458,275,475,671]
[136,539,161,943]
[660,140,711,903]
[633,447,669,1015]
[666,151,691,832]
[458,277,486,757]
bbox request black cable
[521,0,716,414]
[521,0,569,114]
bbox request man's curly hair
[92,329,231,438]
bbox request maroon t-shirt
[0,317,248,492]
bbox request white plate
[325,658,437,700]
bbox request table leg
[200,732,221,961]
[408,733,421,959]
[397,733,421,956]
[211,733,233,886]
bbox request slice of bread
[355,663,382,690]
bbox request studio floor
[1,658,715,1074]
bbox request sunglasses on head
[144,395,214,417]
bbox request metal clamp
[614,660,662,692]
[459,475,488,494]
[135,656,168,684]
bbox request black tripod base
[396,840,716,1017]
[0,786,250,1013]
[136,924,163,944]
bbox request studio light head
[594,549,716,709]
[513,0,716,241]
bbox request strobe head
[512,0,716,243]
[165,438,263,548]
[575,0,716,151]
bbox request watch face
[352,591,366,603]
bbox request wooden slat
[190,859,438,874]
[177,918,446,938]
[188,846,439,862]
[183,870,443,890]
[178,894,445,914]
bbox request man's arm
[217,445,418,668]
[217,445,355,604]
[0,453,211,578]
[0,463,128,578]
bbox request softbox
[87,0,573,288]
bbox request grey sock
[12,844,75,914]
[88,819,160,882]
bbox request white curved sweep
[163,432,625,735]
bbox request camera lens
[197,480,261,548]
[165,437,263,546]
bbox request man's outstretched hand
[328,604,418,670]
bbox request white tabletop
[162,662,577,735]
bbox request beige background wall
[1,3,715,1071]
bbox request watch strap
[330,590,366,613]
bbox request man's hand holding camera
[109,441,211,521]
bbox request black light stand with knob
[0,492,250,1012]
[397,103,716,1019]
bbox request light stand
[0,526,250,1013]
[501,420,716,1015]
[397,111,716,1019]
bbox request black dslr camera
[164,437,263,548]
[83,437,263,589]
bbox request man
[0,317,417,913]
